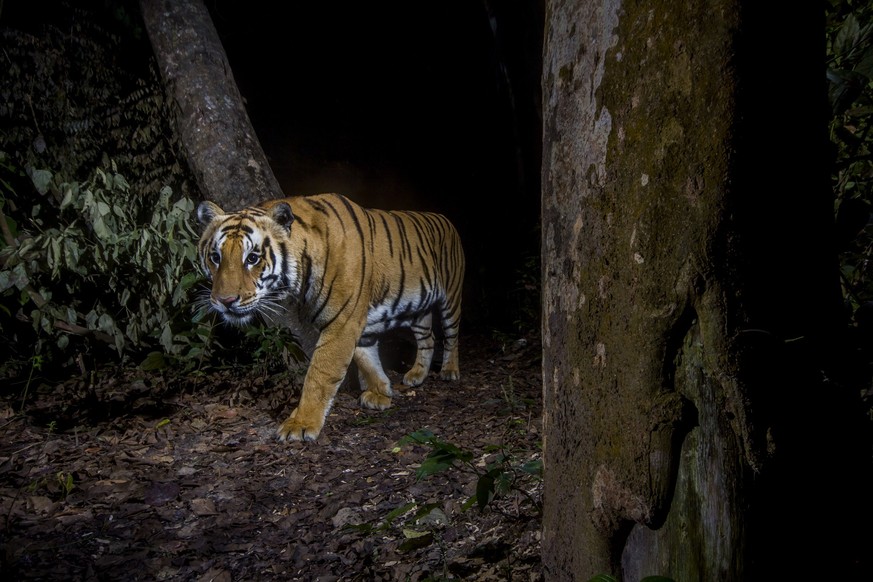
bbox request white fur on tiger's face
[196,193,465,442]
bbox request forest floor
[0,330,543,581]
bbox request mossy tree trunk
[541,1,871,580]
[139,0,283,210]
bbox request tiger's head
[196,200,297,326]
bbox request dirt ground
[0,331,543,581]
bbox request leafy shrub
[0,2,309,381]
[0,1,216,377]
[0,154,211,368]
[242,324,308,377]
[827,4,873,322]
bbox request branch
[53,320,114,345]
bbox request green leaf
[835,14,861,58]
[60,187,73,209]
[113,173,129,191]
[29,168,52,194]
[495,469,513,496]
[460,495,478,512]
[11,263,29,290]
[97,312,115,333]
[476,473,495,511]
[185,347,204,359]
[343,522,375,534]
[160,321,174,351]
[36,309,50,333]
[49,238,61,273]
[520,459,543,477]
[96,167,108,187]
[16,237,33,256]
[856,41,873,79]
[416,452,456,479]
[430,440,473,462]
[381,501,416,526]
[64,238,81,270]
[397,428,437,447]
[2,213,17,240]
[397,531,433,553]
[140,351,167,371]
[402,528,430,539]
[173,195,192,212]
[92,216,109,239]
[191,306,211,324]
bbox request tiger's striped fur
[196,193,464,441]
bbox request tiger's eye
[246,253,260,266]
[209,251,221,264]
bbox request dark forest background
[205,0,544,332]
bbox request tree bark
[139,0,283,210]
[542,1,871,580]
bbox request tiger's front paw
[360,390,392,410]
[277,408,324,442]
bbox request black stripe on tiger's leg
[403,311,435,387]
[438,302,461,381]
[356,342,393,410]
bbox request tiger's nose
[215,295,239,307]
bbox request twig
[53,320,114,345]
[0,414,23,431]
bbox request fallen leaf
[191,497,217,516]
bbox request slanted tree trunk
[139,0,283,210]
[542,0,871,580]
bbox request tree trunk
[139,0,283,210]
[542,1,871,580]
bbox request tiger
[196,192,465,442]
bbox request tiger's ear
[272,202,294,230]
[196,200,224,225]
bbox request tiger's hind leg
[356,342,393,410]
[403,312,436,386]
[438,302,461,381]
